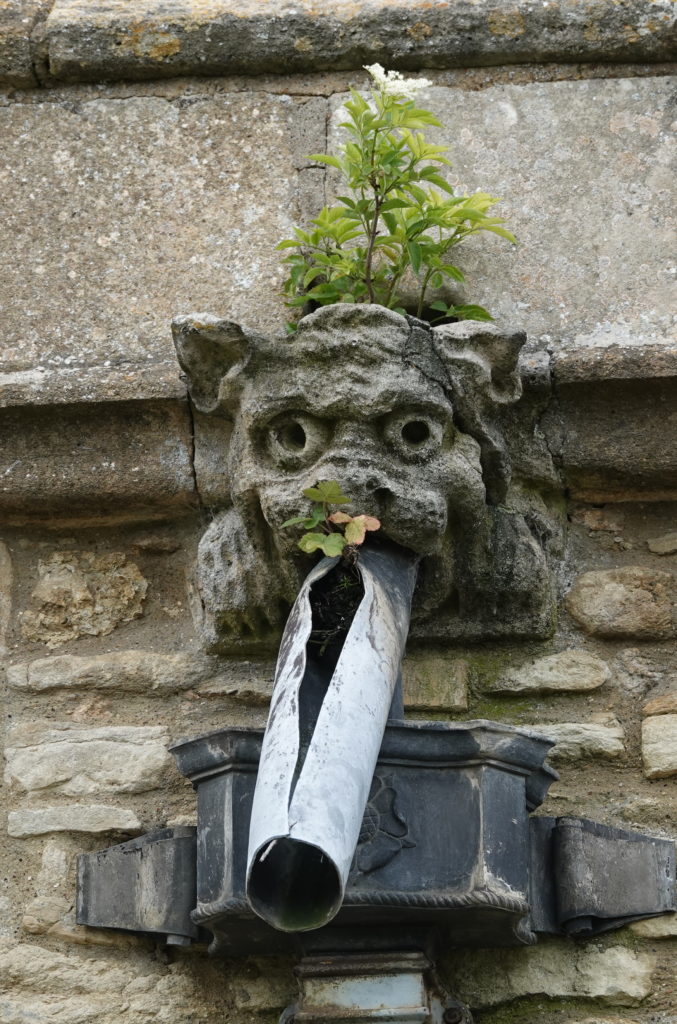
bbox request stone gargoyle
[172,303,557,651]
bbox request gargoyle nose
[338,472,393,519]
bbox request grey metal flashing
[530,816,676,936]
[76,827,201,942]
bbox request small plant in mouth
[282,480,380,659]
[277,63,516,326]
[281,479,381,561]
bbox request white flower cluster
[364,63,432,100]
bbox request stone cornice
[2,0,675,90]
[0,345,675,525]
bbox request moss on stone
[474,995,611,1024]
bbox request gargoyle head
[173,304,553,650]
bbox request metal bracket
[76,826,200,943]
[530,816,676,936]
[75,783,676,949]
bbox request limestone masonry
[0,2,675,1022]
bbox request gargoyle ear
[172,314,251,414]
[432,322,526,505]
[432,321,525,405]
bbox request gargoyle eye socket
[266,413,331,468]
[383,411,447,460]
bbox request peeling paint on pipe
[247,545,418,932]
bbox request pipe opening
[248,838,342,932]
[290,561,365,799]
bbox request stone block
[525,718,625,762]
[0,0,49,88]
[648,531,677,555]
[540,346,675,501]
[196,672,275,706]
[20,552,147,648]
[0,540,12,656]
[447,940,656,1008]
[7,650,215,694]
[22,839,73,937]
[565,1019,641,1024]
[0,399,196,525]
[7,805,141,837]
[402,654,469,711]
[46,912,146,949]
[642,691,677,717]
[328,76,676,350]
[41,1,677,83]
[642,714,677,778]
[489,649,609,694]
[615,648,666,695]
[571,508,626,535]
[565,567,674,640]
[545,349,677,503]
[0,91,324,377]
[5,723,171,796]
[629,911,677,938]
[21,838,71,934]
[22,896,71,935]
[0,940,238,1022]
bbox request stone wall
[0,2,675,1022]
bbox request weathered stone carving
[173,303,556,651]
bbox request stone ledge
[0,0,51,88]
[0,397,197,526]
[552,344,677,385]
[545,345,677,503]
[2,0,675,89]
[446,939,656,1008]
[1,346,676,522]
[0,361,186,409]
[5,722,172,796]
[7,804,142,837]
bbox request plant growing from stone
[281,480,380,559]
[277,64,516,324]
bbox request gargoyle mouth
[361,531,422,563]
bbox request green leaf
[302,480,351,504]
[451,304,494,322]
[307,153,343,169]
[305,505,326,528]
[280,515,309,529]
[303,266,325,288]
[484,225,518,243]
[404,183,428,205]
[298,532,346,557]
[298,532,329,554]
[380,197,411,211]
[440,264,465,282]
[381,210,399,234]
[322,533,348,557]
[407,241,422,274]
[307,282,343,299]
[429,300,449,312]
